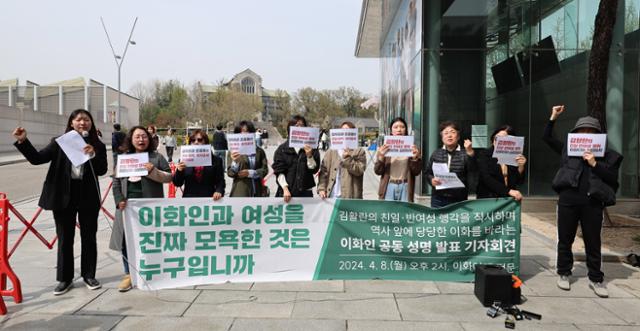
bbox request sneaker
[53,281,73,295]
[557,275,571,290]
[589,281,609,298]
[118,274,132,292]
[83,278,102,290]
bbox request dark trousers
[556,203,604,282]
[52,205,99,282]
[166,146,174,162]
[431,194,465,208]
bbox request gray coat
[109,152,172,251]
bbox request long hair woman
[374,117,422,202]
[110,126,172,292]
[227,121,269,197]
[13,109,107,295]
[173,129,225,199]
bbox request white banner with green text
[124,198,520,290]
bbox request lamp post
[100,16,138,124]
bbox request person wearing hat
[543,105,623,298]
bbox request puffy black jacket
[272,141,320,196]
[543,120,623,206]
[424,146,477,201]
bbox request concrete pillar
[103,85,108,123]
[84,85,89,110]
[33,86,38,111]
[58,85,63,115]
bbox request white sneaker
[589,281,609,298]
[557,275,571,290]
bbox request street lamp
[101,17,138,124]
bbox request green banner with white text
[123,198,520,290]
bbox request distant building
[198,69,287,122]
[0,77,139,128]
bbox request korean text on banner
[55,130,91,167]
[330,128,359,150]
[383,135,414,157]
[123,198,520,290]
[180,145,212,167]
[567,133,606,157]
[492,136,525,166]
[289,127,320,148]
[227,133,256,155]
[116,153,149,178]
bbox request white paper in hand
[55,130,91,167]
[431,162,465,190]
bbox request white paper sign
[55,130,91,167]
[227,133,256,155]
[289,127,320,148]
[492,135,525,166]
[116,153,149,178]
[567,134,606,157]
[180,145,212,167]
[383,135,414,157]
[431,162,465,190]
[330,128,359,150]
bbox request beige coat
[317,148,366,199]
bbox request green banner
[314,198,520,281]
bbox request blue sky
[0,0,379,95]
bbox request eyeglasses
[194,138,204,142]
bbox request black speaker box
[474,264,513,307]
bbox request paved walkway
[1,149,639,330]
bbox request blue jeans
[384,182,408,202]
[431,195,464,208]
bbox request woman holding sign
[544,105,623,298]
[13,109,107,295]
[173,129,225,199]
[476,125,526,201]
[318,121,367,199]
[111,126,172,292]
[375,117,422,202]
[227,121,269,197]
[424,121,476,208]
[273,115,321,202]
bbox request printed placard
[567,134,606,157]
[116,153,149,178]
[289,127,320,148]
[383,135,414,157]
[330,128,359,150]
[227,133,256,155]
[492,136,525,166]
[180,145,212,167]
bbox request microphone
[81,131,89,138]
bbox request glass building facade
[359,0,640,198]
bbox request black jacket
[15,137,108,211]
[172,153,225,198]
[543,120,623,206]
[272,141,320,196]
[212,130,228,150]
[476,148,525,199]
[424,146,477,201]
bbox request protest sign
[492,135,525,166]
[227,133,256,155]
[432,162,465,190]
[330,128,359,150]
[383,135,414,157]
[567,133,606,157]
[55,130,91,167]
[289,127,320,148]
[180,145,212,167]
[124,198,520,290]
[116,153,149,178]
